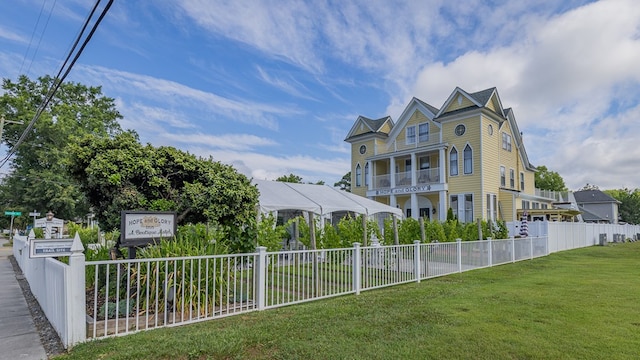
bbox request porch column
[366,160,373,191]
[390,194,397,208]
[411,193,418,220]
[390,157,396,188]
[439,190,447,221]
[410,153,417,186]
[439,148,446,183]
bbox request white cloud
[405,0,640,190]
[161,133,278,151]
[0,26,28,43]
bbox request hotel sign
[366,183,447,198]
[121,211,176,247]
[374,185,431,196]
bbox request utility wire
[0,0,114,169]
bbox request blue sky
[1,0,639,190]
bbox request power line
[0,0,114,169]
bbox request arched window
[463,144,473,174]
[449,147,458,176]
[355,164,362,187]
[364,163,369,186]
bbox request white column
[367,160,373,191]
[410,153,417,186]
[439,148,446,183]
[411,193,418,220]
[390,157,396,188]
[439,190,447,221]
[390,194,397,209]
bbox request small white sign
[30,239,74,258]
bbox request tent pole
[362,215,367,247]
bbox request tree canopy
[334,171,351,192]
[67,131,259,252]
[604,188,640,224]
[0,75,122,222]
[534,165,567,192]
[275,173,324,185]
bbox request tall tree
[0,75,122,221]
[334,171,351,192]
[67,132,259,252]
[534,165,567,192]
[604,188,640,224]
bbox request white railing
[416,168,440,184]
[14,222,640,346]
[395,171,412,186]
[535,188,570,201]
[373,174,391,189]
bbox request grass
[56,242,640,359]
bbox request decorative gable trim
[386,97,439,143]
[436,87,483,118]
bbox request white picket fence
[12,222,640,348]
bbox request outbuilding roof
[253,179,403,218]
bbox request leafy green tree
[334,172,351,192]
[0,75,122,221]
[67,131,259,253]
[605,188,640,224]
[534,165,567,191]
[276,174,303,183]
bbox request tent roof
[253,179,403,218]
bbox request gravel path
[9,255,66,358]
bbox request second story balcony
[373,167,441,190]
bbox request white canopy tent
[253,179,403,220]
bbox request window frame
[463,144,473,174]
[450,147,459,176]
[364,162,369,187]
[500,166,506,187]
[502,132,512,151]
[355,163,362,187]
[520,172,525,190]
[510,168,515,188]
[418,122,429,143]
[406,126,416,145]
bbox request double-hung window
[510,169,515,188]
[502,133,512,151]
[500,166,506,187]
[406,126,416,144]
[418,123,429,143]
[355,164,362,187]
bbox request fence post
[255,246,267,310]
[511,237,516,263]
[530,237,534,259]
[413,241,421,282]
[456,238,462,273]
[487,238,493,267]
[353,243,361,295]
[67,233,86,347]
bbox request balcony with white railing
[535,189,570,202]
[374,174,391,189]
[416,168,440,185]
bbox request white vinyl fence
[12,222,640,347]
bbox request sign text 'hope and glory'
[120,211,177,247]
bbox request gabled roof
[344,115,393,142]
[578,205,612,222]
[385,97,440,143]
[574,190,621,204]
[435,86,506,119]
[505,108,536,171]
[414,97,440,115]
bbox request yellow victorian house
[345,87,560,223]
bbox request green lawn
[56,242,640,359]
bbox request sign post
[4,211,22,242]
[29,210,40,228]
